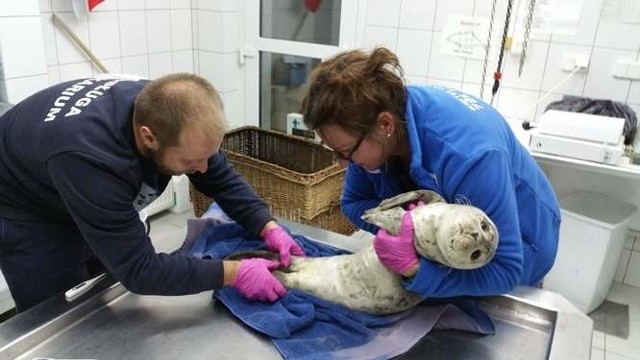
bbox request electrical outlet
[612,59,629,78]
[612,59,640,80]
[561,53,589,72]
[628,62,640,80]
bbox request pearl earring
[386,133,391,138]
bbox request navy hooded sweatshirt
[0,76,273,295]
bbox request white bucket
[543,191,637,313]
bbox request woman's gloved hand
[373,211,419,276]
[406,200,426,211]
[263,225,305,267]
[231,258,287,302]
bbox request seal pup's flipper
[361,207,404,235]
[361,190,446,235]
[371,190,446,212]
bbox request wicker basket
[270,201,357,236]
[190,185,215,218]
[191,126,357,235]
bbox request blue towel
[180,216,495,360]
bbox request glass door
[244,0,360,132]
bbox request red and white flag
[87,0,104,11]
[304,0,323,13]
[72,0,105,19]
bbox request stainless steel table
[0,221,593,360]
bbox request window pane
[260,51,320,134]
[260,0,341,46]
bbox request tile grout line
[620,232,636,284]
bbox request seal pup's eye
[480,220,489,232]
[470,250,482,261]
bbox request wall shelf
[531,152,640,180]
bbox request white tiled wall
[360,0,640,122]
[617,231,640,288]
[192,1,245,129]
[0,1,247,139]
[1,0,638,128]
[0,0,246,124]
[0,0,48,104]
[2,1,632,129]
[0,0,196,104]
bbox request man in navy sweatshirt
[0,73,304,312]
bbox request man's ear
[139,125,159,151]
[377,111,396,135]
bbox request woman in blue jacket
[301,47,560,298]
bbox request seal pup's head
[361,203,499,269]
[426,204,499,269]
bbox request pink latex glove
[263,225,305,267]
[231,258,287,302]
[406,200,426,211]
[373,211,418,274]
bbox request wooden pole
[51,13,109,73]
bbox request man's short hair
[133,73,227,149]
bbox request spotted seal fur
[272,190,499,315]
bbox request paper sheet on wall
[515,0,584,36]
[601,0,640,23]
[440,16,489,60]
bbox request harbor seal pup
[361,190,499,269]
[272,190,499,315]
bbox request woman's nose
[195,159,208,173]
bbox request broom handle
[51,13,109,73]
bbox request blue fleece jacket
[0,76,274,295]
[342,85,561,298]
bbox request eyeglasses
[322,132,367,162]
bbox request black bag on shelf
[545,95,638,145]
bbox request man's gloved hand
[263,225,305,267]
[373,211,419,275]
[231,258,287,302]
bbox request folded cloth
[179,209,495,360]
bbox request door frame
[243,0,363,128]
